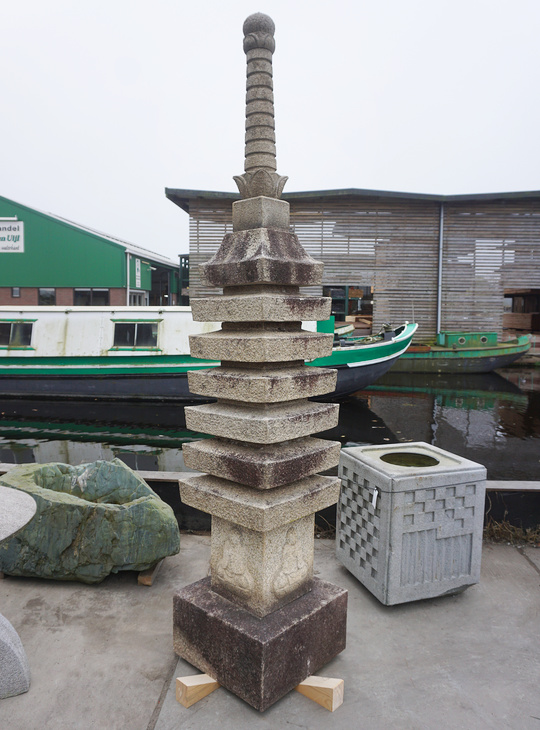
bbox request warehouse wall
[442,200,540,334]
[187,194,540,342]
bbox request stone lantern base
[173,578,347,712]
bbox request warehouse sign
[0,220,24,252]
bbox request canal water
[0,368,538,478]
[1,367,538,526]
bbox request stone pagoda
[173,12,348,712]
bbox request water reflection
[361,369,540,480]
[0,368,538,481]
[0,399,197,473]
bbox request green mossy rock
[0,460,180,583]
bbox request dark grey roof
[165,187,540,213]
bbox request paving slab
[0,536,209,730]
[1,538,539,729]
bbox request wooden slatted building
[166,188,540,343]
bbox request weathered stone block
[210,515,314,617]
[187,365,337,403]
[173,577,347,712]
[0,613,30,699]
[0,460,180,583]
[189,328,333,363]
[184,400,339,443]
[232,196,289,231]
[179,473,341,532]
[200,228,324,287]
[190,292,331,323]
[183,437,340,489]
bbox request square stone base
[173,577,347,712]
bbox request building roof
[165,186,540,214]
[0,195,178,268]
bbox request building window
[129,291,149,306]
[11,287,20,298]
[38,288,56,305]
[74,288,110,306]
[323,285,372,318]
[112,322,158,348]
[0,321,33,347]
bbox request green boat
[389,331,531,373]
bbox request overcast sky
[4,0,540,261]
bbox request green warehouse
[0,196,179,307]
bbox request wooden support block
[176,674,220,708]
[137,559,164,586]
[295,675,344,711]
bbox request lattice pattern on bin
[338,472,381,578]
[401,483,478,535]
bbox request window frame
[109,319,162,351]
[74,288,110,306]
[38,288,56,306]
[0,319,35,349]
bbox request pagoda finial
[233,13,288,200]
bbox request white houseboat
[0,307,416,401]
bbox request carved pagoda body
[172,13,347,712]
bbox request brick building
[0,196,179,307]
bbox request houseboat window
[11,287,20,298]
[113,322,158,347]
[38,288,56,305]
[0,322,33,347]
[74,288,110,306]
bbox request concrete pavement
[1,536,539,730]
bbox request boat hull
[0,373,204,402]
[391,337,530,374]
[394,347,529,373]
[0,355,401,402]
[314,355,404,399]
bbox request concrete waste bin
[336,442,486,605]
